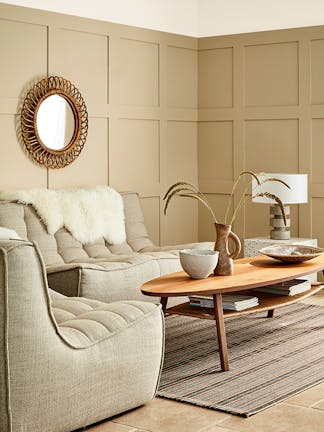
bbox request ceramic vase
[214,223,241,276]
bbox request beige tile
[285,382,324,407]
[313,399,324,410]
[113,397,228,432]
[84,421,138,431]
[221,403,324,432]
[200,426,240,432]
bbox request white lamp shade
[252,173,308,204]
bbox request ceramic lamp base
[270,204,290,240]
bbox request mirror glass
[36,94,75,150]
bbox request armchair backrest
[0,240,57,431]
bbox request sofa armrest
[47,265,82,297]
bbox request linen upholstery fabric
[0,240,164,432]
[0,191,213,303]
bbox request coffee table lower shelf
[165,285,323,319]
[163,285,323,372]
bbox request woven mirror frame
[21,76,88,169]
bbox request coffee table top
[141,255,324,297]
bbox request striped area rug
[157,303,324,417]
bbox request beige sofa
[0,239,164,432]
[0,191,212,303]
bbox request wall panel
[198,121,233,181]
[0,114,46,188]
[164,198,197,245]
[140,197,160,245]
[311,118,324,184]
[50,28,109,104]
[164,120,198,244]
[111,119,159,193]
[198,48,233,108]
[310,39,324,105]
[117,38,159,106]
[244,42,299,107]
[167,46,197,108]
[245,119,299,173]
[312,198,324,247]
[166,121,197,184]
[0,19,47,99]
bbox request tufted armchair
[0,240,164,432]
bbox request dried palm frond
[163,187,197,215]
[237,171,261,185]
[163,181,217,222]
[253,192,287,225]
[224,170,261,224]
[260,177,291,189]
[178,193,217,223]
[163,181,198,200]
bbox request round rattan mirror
[21,76,88,169]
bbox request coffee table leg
[267,309,275,318]
[160,297,168,314]
[213,293,229,372]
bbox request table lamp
[252,173,308,240]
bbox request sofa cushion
[122,192,154,252]
[47,253,162,302]
[50,289,160,348]
[0,202,64,266]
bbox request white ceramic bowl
[179,249,219,279]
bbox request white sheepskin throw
[0,227,21,240]
[0,186,126,245]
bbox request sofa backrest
[0,192,154,266]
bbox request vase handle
[229,230,241,259]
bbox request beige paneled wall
[198,27,324,248]
[2,2,324,248]
[0,3,198,246]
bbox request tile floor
[81,291,324,432]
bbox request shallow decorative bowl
[259,244,324,263]
[179,249,219,279]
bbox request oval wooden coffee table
[141,255,324,372]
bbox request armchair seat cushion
[50,289,159,348]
